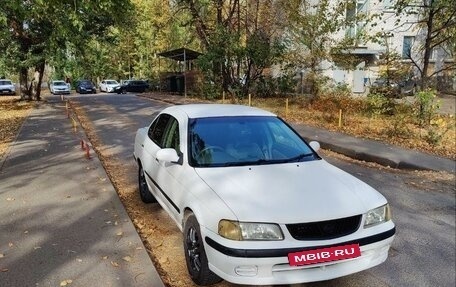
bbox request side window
[148,114,171,147]
[162,118,180,152]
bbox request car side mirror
[156,148,180,163]
[309,141,320,152]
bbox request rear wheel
[183,213,222,286]
[138,163,156,203]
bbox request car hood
[195,160,386,224]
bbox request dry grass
[0,96,33,158]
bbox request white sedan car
[99,79,120,93]
[0,79,16,95]
[49,80,71,95]
[133,104,395,286]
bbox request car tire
[183,213,222,286]
[138,163,156,203]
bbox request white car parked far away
[99,79,120,93]
[0,79,16,95]
[133,104,396,286]
[49,80,71,95]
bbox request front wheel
[138,164,156,203]
[183,213,222,286]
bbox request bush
[254,74,296,98]
[425,117,451,146]
[367,93,395,116]
[414,89,439,126]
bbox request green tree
[395,0,456,90]
[175,0,286,99]
[0,0,133,100]
[282,0,354,98]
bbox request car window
[162,118,180,152]
[189,116,318,167]
[148,114,171,147]
[0,80,12,85]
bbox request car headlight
[218,220,284,241]
[364,204,391,228]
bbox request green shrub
[414,89,439,126]
[367,93,395,116]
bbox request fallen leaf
[111,261,119,267]
[34,246,41,250]
[1,268,8,272]
[76,258,82,262]
[105,221,111,224]
[6,197,15,201]
[60,279,72,286]
[116,231,123,236]
[24,230,28,234]
[122,256,132,262]
[0,253,4,258]
[104,209,108,212]
[8,243,13,248]
[102,256,108,260]
[135,247,143,250]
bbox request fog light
[234,265,258,276]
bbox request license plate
[288,244,361,266]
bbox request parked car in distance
[0,79,16,95]
[49,80,71,95]
[115,80,149,93]
[76,80,97,94]
[134,104,396,286]
[370,77,416,98]
[99,79,120,93]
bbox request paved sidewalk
[141,93,455,173]
[0,98,164,287]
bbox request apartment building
[321,0,454,94]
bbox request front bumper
[204,225,395,285]
[79,88,95,94]
[0,89,15,95]
[53,89,71,95]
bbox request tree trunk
[19,67,31,101]
[33,61,46,101]
[420,0,435,90]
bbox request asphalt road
[69,93,456,287]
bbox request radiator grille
[286,215,362,240]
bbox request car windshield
[106,80,118,85]
[0,80,12,85]
[189,116,319,167]
[53,81,66,86]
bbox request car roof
[165,104,276,119]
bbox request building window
[345,0,369,39]
[383,0,395,10]
[402,36,414,59]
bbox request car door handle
[141,144,144,147]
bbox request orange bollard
[85,142,91,159]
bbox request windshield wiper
[285,153,315,163]
[221,159,271,167]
